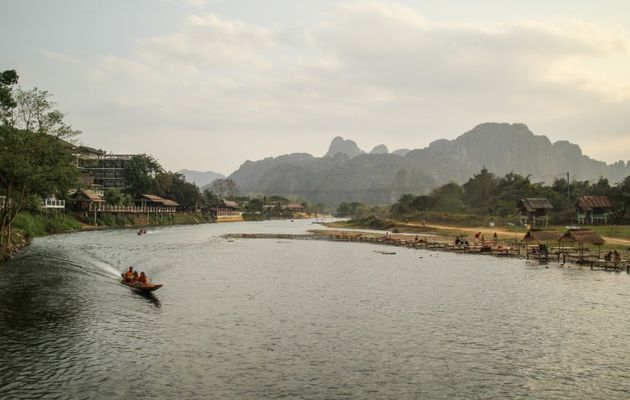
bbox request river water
[1,219,630,399]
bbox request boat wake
[94,260,124,278]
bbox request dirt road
[406,222,630,246]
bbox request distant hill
[324,136,364,158]
[177,169,224,188]
[228,123,630,205]
[370,144,389,154]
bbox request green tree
[104,188,124,206]
[462,167,497,209]
[244,198,263,213]
[154,171,201,211]
[391,193,415,216]
[202,189,222,208]
[430,182,466,212]
[123,154,163,198]
[0,126,79,248]
[337,201,365,217]
[9,87,81,138]
[0,70,18,125]
[610,176,630,223]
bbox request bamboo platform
[226,230,629,274]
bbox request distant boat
[374,250,396,255]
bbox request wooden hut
[286,203,305,212]
[523,228,561,243]
[518,198,554,227]
[523,228,561,262]
[559,228,605,260]
[576,196,612,225]
[138,194,179,212]
[69,189,105,211]
[212,200,243,222]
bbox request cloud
[42,1,630,172]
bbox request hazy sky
[3,0,630,175]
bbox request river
[1,219,630,399]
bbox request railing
[578,212,609,224]
[43,199,66,209]
[87,204,177,213]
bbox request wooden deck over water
[227,230,630,273]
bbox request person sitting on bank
[604,251,613,262]
[123,266,134,282]
[613,250,621,266]
[137,272,148,285]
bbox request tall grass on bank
[13,212,82,237]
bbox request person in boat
[123,266,134,282]
[132,271,139,282]
[137,272,148,285]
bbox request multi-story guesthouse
[74,146,133,195]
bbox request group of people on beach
[122,266,148,285]
[454,235,470,246]
[604,250,622,265]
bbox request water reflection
[132,290,161,308]
[1,219,630,399]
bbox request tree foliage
[123,154,163,198]
[337,201,367,217]
[0,126,79,247]
[11,88,81,137]
[0,70,18,125]
[0,70,82,250]
[154,172,201,211]
[390,168,630,223]
[104,188,125,206]
[210,178,239,199]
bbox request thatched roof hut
[523,228,561,242]
[519,198,554,212]
[518,198,554,227]
[559,229,605,246]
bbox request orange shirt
[138,275,147,284]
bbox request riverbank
[1,211,216,263]
[226,225,630,272]
[327,217,630,250]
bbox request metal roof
[141,194,179,206]
[576,196,612,211]
[76,189,105,202]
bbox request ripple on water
[2,220,630,399]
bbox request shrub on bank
[348,215,397,230]
[243,213,266,221]
[13,212,81,237]
[399,211,515,227]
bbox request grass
[13,211,82,237]
[579,225,630,240]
